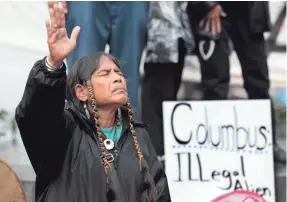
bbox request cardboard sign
[163,100,275,202]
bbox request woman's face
[90,56,128,107]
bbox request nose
[112,70,122,83]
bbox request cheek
[93,81,105,89]
[91,80,109,100]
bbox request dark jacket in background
[187,1,271,34]
[15,58,170,202]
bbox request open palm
[46,2,80,67]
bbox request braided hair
[87,80,111,173]
[66,52,156,201]
[126,101,157,202]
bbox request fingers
[205,19,210,33]
[48,2,66,29]
[49,7,57,29]
[46,20,59,45]
[47,3,60,43]
[203,17,221,36]
[58,3,66,28]
[47,1,57,9]
[54,4,61,29]
[46,17,59,44]
[211,19,216,36]
[45,20,52,39]
[216,18,221,34]
[48,1,68,14]
[221,10,227,18]
[70,26,81,45]
[62,1,68,14]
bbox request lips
[112,87,126,93]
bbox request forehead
[97,55,119,70]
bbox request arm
[15,58,72,174]
[142,130,170,201]
[17,0,80,174]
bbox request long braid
[127,102,144,169]
[85,82,155,201]
[86,81,111,172]
[126,100,156,202]
[87,81,117,200]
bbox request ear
[75,84,89,102]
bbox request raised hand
[46,2,80,68]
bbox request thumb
[70,26,81,44]
[220,10,227,17]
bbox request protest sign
[163,100,275,202]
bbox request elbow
[15,105,23,133]
[15,102,28,130]
[15,105,21,125]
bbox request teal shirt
[100,122,123,142]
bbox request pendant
[104,139,115,151]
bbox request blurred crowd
[64,1,286,164]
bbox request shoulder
[133,121,151,143]
[133,122,159,167]
[134,121,149,129]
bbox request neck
[97,108,117,128]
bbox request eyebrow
[98,66,121,72]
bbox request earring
[84,103,90,119]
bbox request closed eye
[115,69,123,76]
[98,70,110,76]
[97,68,123,77]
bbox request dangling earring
[116,108,121,126]
[84,103,90,119]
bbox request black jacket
[187,1,271,34]
[15,58,170,202]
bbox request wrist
[47,56,63,69]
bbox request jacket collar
[65,101,148,134]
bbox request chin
[111,94,128,105]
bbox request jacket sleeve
[15,58,72,174]
[187,1,218,23]
[143,130,171,202]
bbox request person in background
[15,3,169,201]
[187,1,286,164]
[142,2,194,160]
[63,1,148,112]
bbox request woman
[15,2,169,202]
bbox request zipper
[116,121,130,152]
[117,132,128,151]
[112,124,130,169]
[111,122,148,168]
